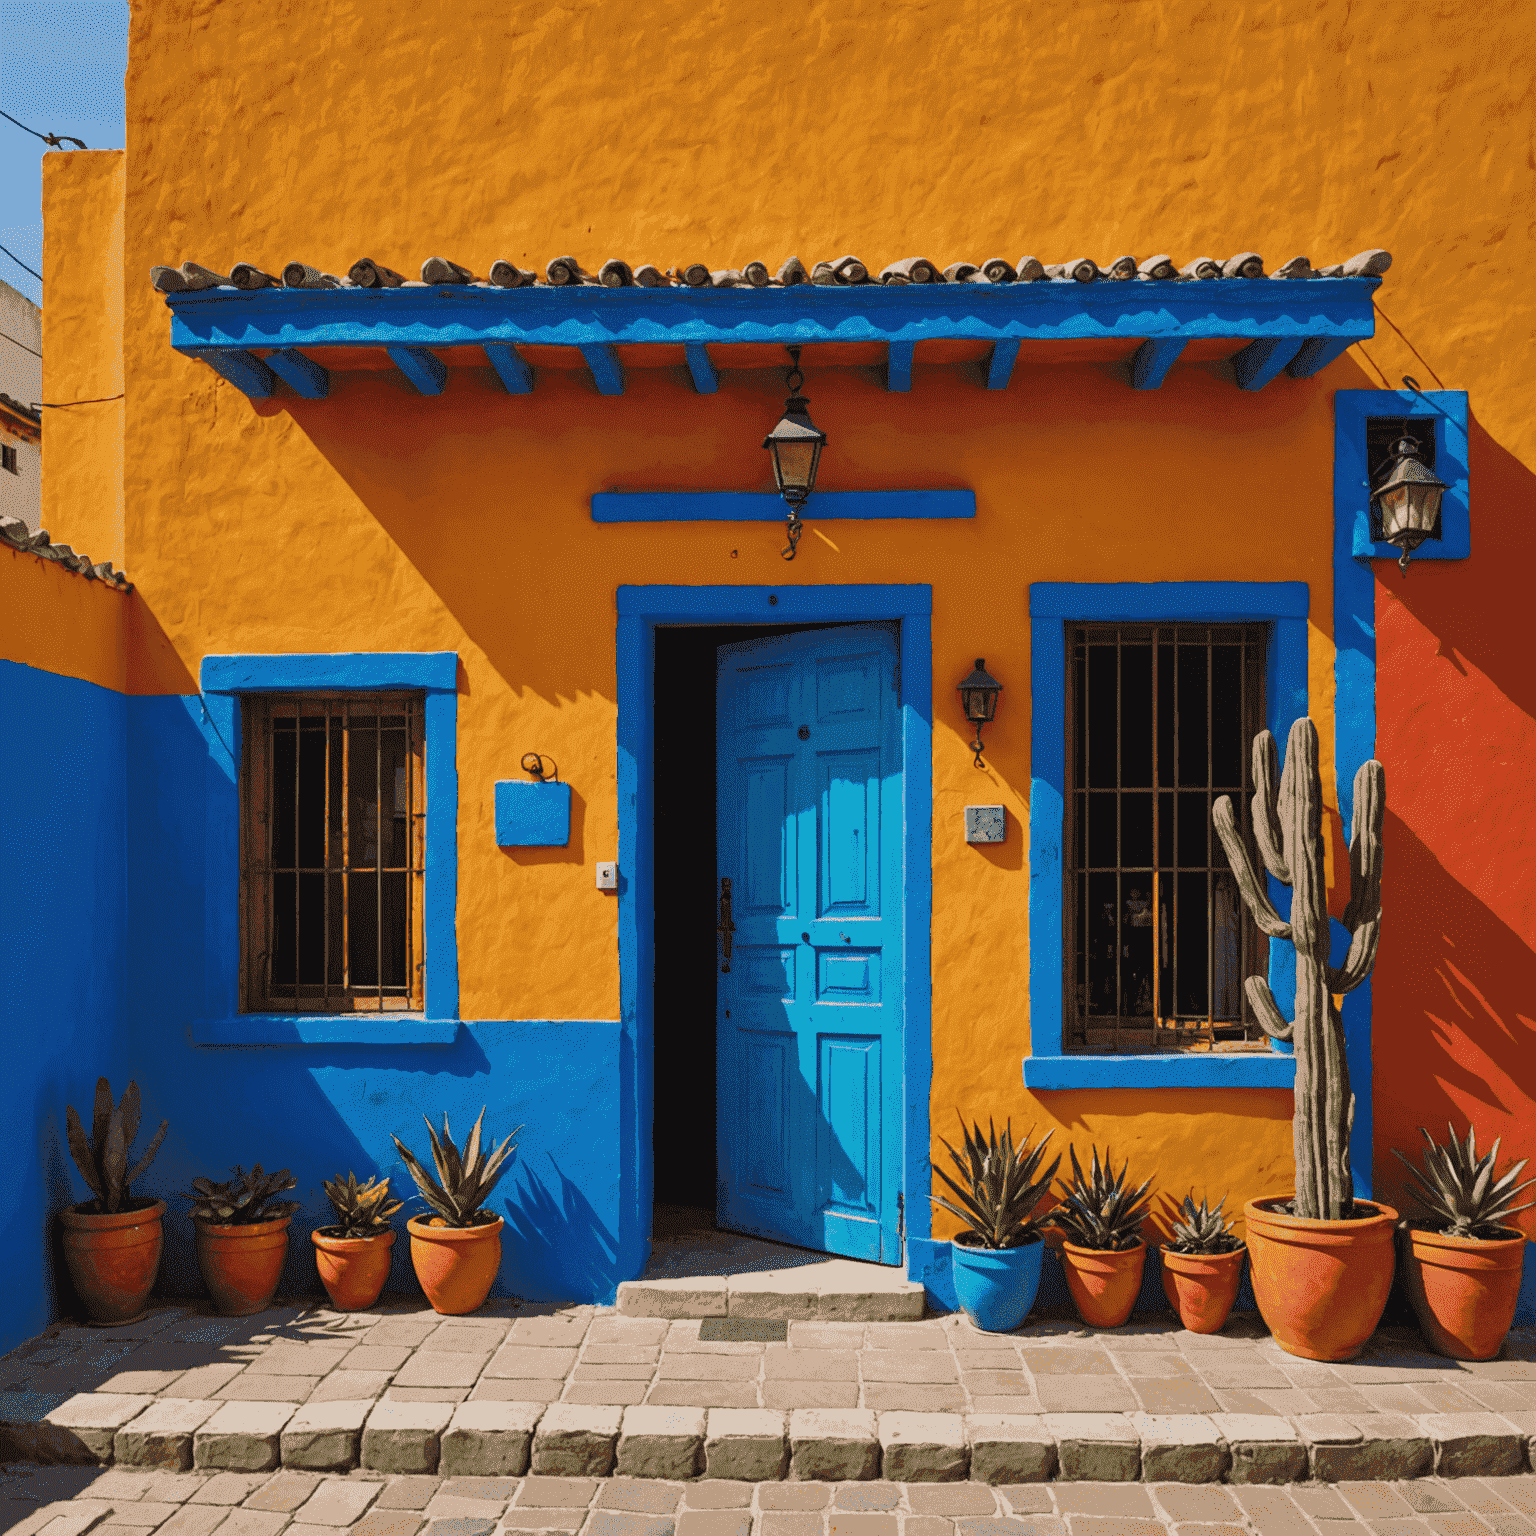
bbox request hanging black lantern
[957,658,1002,768]
[1373,434,1448,577]
[763,345,827,560]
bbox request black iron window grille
[240,694,425,1013]
[1066,624,1268,1053]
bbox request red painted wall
[1373,420,1536,1238]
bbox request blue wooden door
[715,623,903,1263]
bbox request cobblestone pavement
[5,1304,1533,1419]
[2,1305,1533,1489]
[5,1464,1536,1536]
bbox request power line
[0,242,43,283]
[0,108,86,150]
[1,328,42,359]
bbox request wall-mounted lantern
[763,345,827,561]
[957,658,1002,768]
[1373,434,1448,576]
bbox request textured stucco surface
[24,0,1535,1263]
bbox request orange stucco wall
[2,544,127,690]
[35,0,1536,1242]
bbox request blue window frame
[1025,584,1307,1090]
[195,653,459,1045]
[1335,389,1469,564]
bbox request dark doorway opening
[650,622,830,1220]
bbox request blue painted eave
[165,278,1380,355]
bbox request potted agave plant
[313,1173,403,1311]
[61,1078,169,1324]
[1161,1195,1246,1334]
[1055,1146,1154,1328]
[1393,1125,1534,1361]
[1214,720,1397,1360]
[930,1119,1059,1332]
[392,1108,518,1315]
[186,1165,300,1316]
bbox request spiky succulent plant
[392,1108,519,1228]
[1054,1145,1154,1252]
[66,1078,169,1215]
[321,1172,403,1239]
[1392,1124,1536,1240]
[187,1165,300,1225]
[931,1119,1060,1250]
[1166,1193,1243,1255]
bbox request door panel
[716,623,902,1263]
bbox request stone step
[616,1261,926,1322]
[12,1393,1534,1485]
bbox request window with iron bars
[240,694,425,1013]
[1066,624,1268,1053]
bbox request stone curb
[22,1394,1536,1484]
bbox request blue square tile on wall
[495,779,571,847]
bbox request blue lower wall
[122,695,629,1306]
[0,661,129,1354]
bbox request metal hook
[785,344,804,395]
[521,752,558,782]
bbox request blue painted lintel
[186,347,275,399]
[886,341,914,392]
[264,348,329,399]
[483,343,533,394]
[1023,1053,1297,1090]
[200,652,458,693]
[592,490,975,523]
[387,345,448,395]
[580,343,625,396]
[1130,338,1186,390]
[985,339,1020,391]
[684,342,719,395]
[192,1016,461,1046]
[495,779,572,847]
[1233,337,1306,392]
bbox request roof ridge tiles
[149,249,1392,293]
[0,514,131,590]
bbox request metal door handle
[717,877,735,972]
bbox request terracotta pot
[312,1227,396,1311]
[194,1215,292,1316]
[1161,1244,1246,1334]
[60,1200,166,1325]
[1244,1196,1397,1360]
[407,1214,503,1314]
[1061,1238,1146,1328]
[1402,1225,1526,1361]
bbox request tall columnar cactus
[1212,719,1384,1222]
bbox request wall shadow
[1371,809,1536,1233]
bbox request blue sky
[0,0,128,306]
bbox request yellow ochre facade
[9,0,1532,1312]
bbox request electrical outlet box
[965,805,1007,844]
[595,861,618,891]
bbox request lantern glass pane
[1377,485,1410,539]
[774,440,817,493]
[1404,483,1442,533]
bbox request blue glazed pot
[951,1235,1046,1332]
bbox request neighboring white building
[0,276,42,534]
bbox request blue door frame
[616,585,933,1283]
